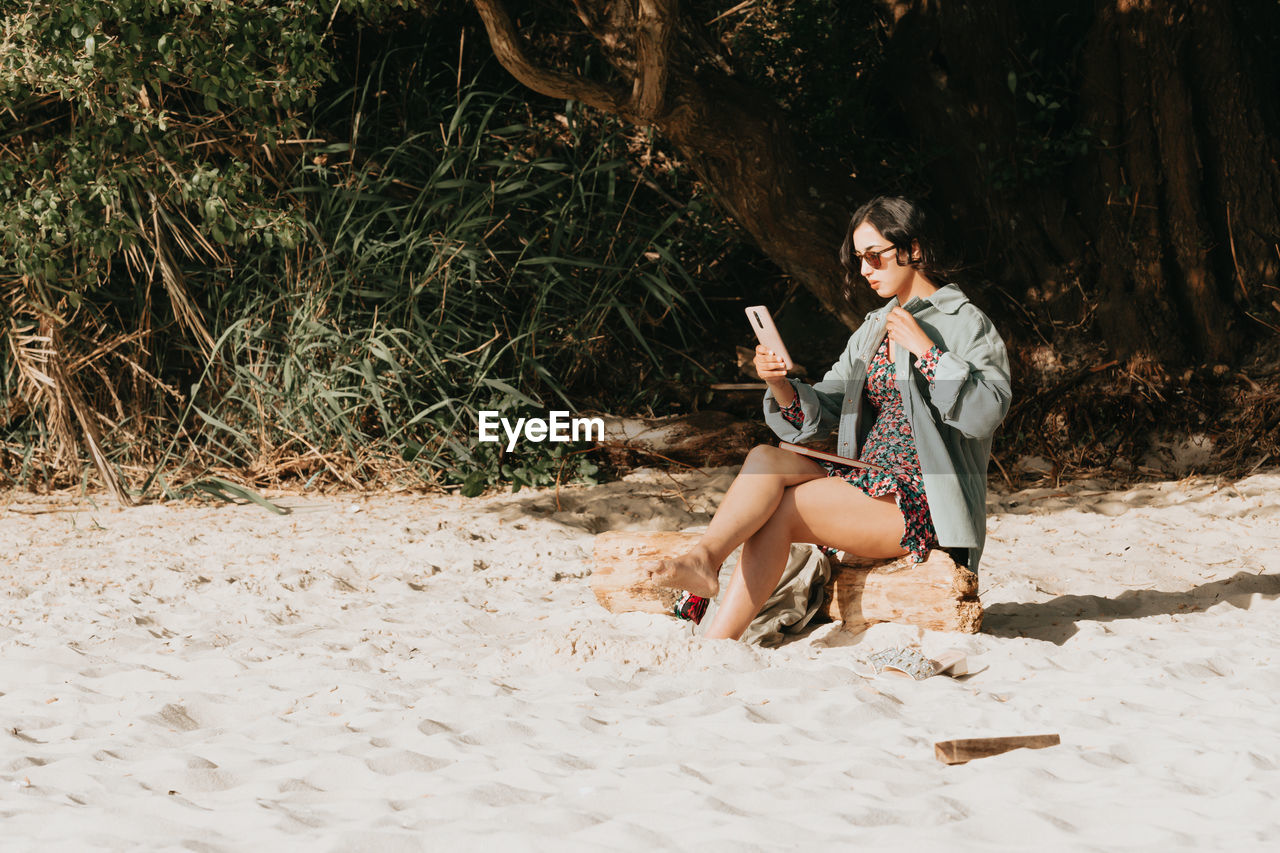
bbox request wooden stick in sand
[934,734,1062,765]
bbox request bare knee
[741,444,795,475]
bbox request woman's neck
[900,272,939,306]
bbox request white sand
[2,467,1279,851]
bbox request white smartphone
[745,305,794,373]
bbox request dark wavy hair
[838,196,953,302]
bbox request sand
[2,466,1279,851]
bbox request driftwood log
[590,531,697,616]
[826,548,983,634]
[591,531,983,634]
[597,411,773,468]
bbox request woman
[649,195,1011,641]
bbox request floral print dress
[780,337,945,562]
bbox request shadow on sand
[980,571,1280,645]
[475,471,731,535]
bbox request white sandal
[853,647,969,680]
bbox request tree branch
[471,0,631,116]
[632,0,676,121]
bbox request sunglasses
[851,246,900,270]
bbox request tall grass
[3,44,717,497]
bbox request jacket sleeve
[923,309,1012,440]
[763,325,866,443]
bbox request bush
[1,4,720,497]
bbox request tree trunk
[882,0,1280,367]
[1077,0,1280,365]
[877,0,1091,332]
[885,0,1085,289]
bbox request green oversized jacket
[762,284,1012,574]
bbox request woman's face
[852,221,915,300]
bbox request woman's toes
[648,552,719,598]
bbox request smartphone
[745,305,794,373]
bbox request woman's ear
[910,239,923,264]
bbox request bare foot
[647,547,720,599]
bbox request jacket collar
[873,283,968,317]
[920,283,968,314]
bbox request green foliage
[460,441,600,498]
[1,8,719,497]
[716,1,886,166]
[175,51,708,494]
[984,52,1094,193]
[0,0,411,291]
[183,475,290,514]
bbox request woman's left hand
[886,307,936,359]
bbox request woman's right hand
[754,345,796,404]
[754,344,788,380]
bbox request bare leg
[645,445,826,597]
[703,477,908,640]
